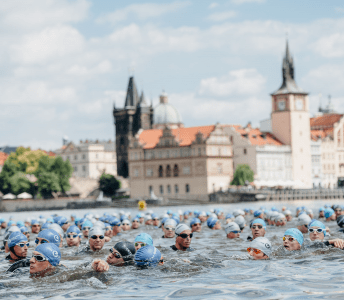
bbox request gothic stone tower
[113,77,153,177]
[271,41,312,188]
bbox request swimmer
[247,237,272,260]
[198,211,207,223]
[224,222,241,239]
[6,232,29,263]
[31,220,41,234]
[234,215,246,232]
[134,233,153,251]
[88,227,106,252]
[283,228,303,251]
[162,219,177,238]
[318,207,325,218]
[30,243,61,277]
[121,219,131,231]
[334,205,342,219]
[66,225,82,247]
[275,214,287,227]
[56,216,70,232]
[284,210,292,222]
[131,218,140,229]
[190,218,202,233]
[0,218,7,229]
[171,224,193,251]
[297,214,312,234]
[183,211,189,220]
[104,223,112,237]
[144,215,152,225]
[49,224,64,247]
[337,215,344,231]
[308,220,344,249]
[110,218,122,236]
[35,229,61,247]
[20,226,30,242]
[253,210,264,219]
[105,241,136,267]
[152,214,160,227]
[207,217,221,230]
[249,219,266,240]
[82,220,93,238]
[325,208,336,221]
[135,245,163,268]
[71,214,76,222]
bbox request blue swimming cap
[35,243,61,267]
[82,220,93,230]
[167,210,173,215]
[37,229,61,247]
[134,245,161,267]
[171,215,180,225]
[71,214,76,218]
[8,232,28,248]
[284,228,303,246]
[46,218,54,223]
[244,208,250,213]
[161,217,169,225]
[309,220,326,236]
[207,217,218,228]
[251,218,266,229]
[254,210,262,217]
[66,225,81,234]
[134,233,153,246]
[190,218,201,227]
[104,222,111,229]
[56,216,68,227]
[16,221,24,228]
[41,223,50,230]
[319,207,324,212]
[271,207,278,212]
[20,226,29,233]
[324,204,329,208]
[109,217,121,226]
[120,215,128,222]
[184,211,189,215]
[8,221,15,226]
[0,218,5,223]
[324,208,334,219]
[151,213,158,219]
[31,219,40,226]
[136,213,143,218]
[225,213,234,219]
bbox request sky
[1,0,344,151]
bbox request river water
[0,200,344,299]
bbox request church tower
[271,40,312,188]
[113,77,153,177]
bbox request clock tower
[271,40,312,188]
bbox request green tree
[231,164,254,186]
[36,172,61,199]
[0,161,19,194]
[99,174,121,197]
[9,172,33,195]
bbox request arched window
[173,164,179,177]
[158,165,163,177]
[166,165,171,177]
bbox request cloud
[207,11,237,22]
[313,33,344,58]
[97,1,191,24]
[209,3,219,9]
[198,69,266,97]
[231,0,266,4]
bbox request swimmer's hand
[92,259,109,272]
[329,239,344,249]
[104,236,111,243]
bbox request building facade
[55,140,117,179]
[129,124,233,197]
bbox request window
[167,185,171,194]
[183,166,190,175]
[166,165,171,177]
[243,148,247,155]
[230,136,233,143]
[82,154,86,159]
[173,164,179,177]
[198,148,201,156]
[217,163,223,174]
[149,186,153,194]
[185,184,190,194]
[74,166,78,171]
[134,152,138,160]
[82,165,86,171]
[74,155,77,160]
[159,185,164,194]
[174,184,179,194]
[146,168,153,177]
[158,165,163,177]
[134,169,139,177]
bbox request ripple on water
[168,287,223,298]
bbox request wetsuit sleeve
[6,258,30,272]
[323,241,330,246]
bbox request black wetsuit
[170,245,194,251]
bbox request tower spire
[124,76,139,107]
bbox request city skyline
[1,0,344,150]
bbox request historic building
[113,77,153,178]
[128,124,233,197]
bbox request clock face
[278,100,286,111]
[295,99,304,110]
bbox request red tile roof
[0,152,8,166]
[310,114,343,130]
[138,125,216,149]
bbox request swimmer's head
[248,237,272,259]
[224,222,240,239]
[283,228,303,251]
[134,245,162,268]
[30,243,61,275]
[36,229,61,247]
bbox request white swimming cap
[250,237,272,257]
[224,222,240,234]
[297,214,312,226]
[175,224,191,235]
[164,219,177,228]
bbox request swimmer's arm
[91,259,109,272]
[327,239,344,249]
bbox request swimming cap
[46,218,54,223]
[319,207,325,212]
[122,219,130,226]
[324,204,329,208]
[250,218,266,229]
[134,233,153,246]
[113,241,136,262]
[234,216,246,229]
[164,219,177,228]
[324,208,335,219]
[250,237,272,257]
[151,213,158,219]
[171,215,180,225]
[253,210,262,217]
[66,225,81,235]
[31,219,40,226]
[120,215,128,222]
[284,228,303,246]
[207,217,218,228]
[16,221,24,228]
[284,210,292,216]
[0,218,5,224]
[8,232,28,248]
[5,225,20,235]
[160,217,168,225]
[167,210,173,215]
[275,213,286,222]
[309,220,326,236]
[35,243,61,267]
[104,223,111,230]
[306,209,313,215]
[109,217,121,227]
[175,224,191,235]
[37,229,61,247]
[56,217,68,227]
[82,220,93,230]
[8,221,15,226]
[225,213,234,220]
[297,214,312,226]
[49,224,64,237]
[337,215,344,227]
[224,222,240,234]
[88,227,105,239]
[134,245,161,267]
[189,218,201,227]
[93,221,105,229]
[20,226,29,233]
[199,211,206,217]
[244,208,249,213]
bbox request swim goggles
[83,227,91,230]
[134,242,146,247]
[251,225,263,229]
[32,254,47,262]
[230,231,240,234]
[247,248,262,254]
[191,223,201,226]
[17,242,30,247]
[109,248,122,259]
[67,234,78,238]
[90,235,104,240]
[308,228,324,233]
[35,239,48,245]
[283,236,295,242]
[165,226,175,231]
[177,233,193,239]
